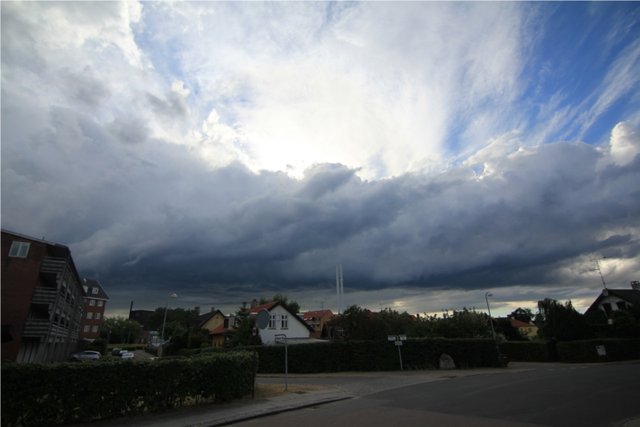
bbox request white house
[584,283,640,322]
[250,301,313,345]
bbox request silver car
[71,350,101,361]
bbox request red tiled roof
[209,324,227,335]
[249,301,278,313]
[303,310,334,319]
[510,318,534,328]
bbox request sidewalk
[72,387,352,427]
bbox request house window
[268,315,276,329]
[83,325,90,332]
[91,287,99,295]
[616,301,626,311]
[95,312,101,320]
[97,300,104,307]
[86,312,93,320]
[91,325,98,333]
[89,299,96,306]
[281,314,288,330]
[8,241,30,258]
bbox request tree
[100,317,143,344]
[433,308,492,339]
[510,308,534,323]
[227,303,261,347]
[536,298,590,341]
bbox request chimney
[210,306,216,313]
[251,299,258,309]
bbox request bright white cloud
[2,1,639,314]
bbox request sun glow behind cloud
[2,1,639,315]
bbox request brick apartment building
[79,279,109,341]
[1,230,85,363]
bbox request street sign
[274,334,288,391]
[387,335,406,370]
[256,309,270,329]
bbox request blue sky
[2,2,639,317]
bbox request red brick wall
[1,234,46,361]
[79,297,106,340]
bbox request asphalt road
[239,362,640,427]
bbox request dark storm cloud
[2,94,639,299]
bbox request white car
[119,351,134,359]
[71,350,101,361]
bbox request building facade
[250,301,313,345]
[302,309,334,339]
[79,279,109,341]
[2,230,84,363]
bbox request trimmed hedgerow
[500,341,558,362]
[556,338,640,363]
[252,338,501,373]
[1,351,255,427]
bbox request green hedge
[253,338,501,373]
[499,341,557,362]
[556,338,640,363]
[1,351,255,427]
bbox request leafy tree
[100,317,143,344]
[330,305,387,340]
[536,298,590,341]
[225,303,261,347]
[510,307,534,323]
[433,308,492,339]
[495,318,526,341]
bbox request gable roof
[82,278,109,300]
[251,301,314,333]
[197,310,225,328]
[249,301,278,314]
[585,288,640,314]
[303,310,334,320]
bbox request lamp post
[485,292,496,341]
[161,293,178,342]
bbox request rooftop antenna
[591,257,607,289]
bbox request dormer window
[91,287,99,295]
[8,241,30,258]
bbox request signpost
[275,334,288,391]
[388,335,406,371]
[252,309,270,398]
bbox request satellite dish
[256,309,270,329]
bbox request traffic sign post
[388,335,406,371]
[275,334,288,391]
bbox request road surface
[239,362,640,427]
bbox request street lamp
[485,292,496,341]
[161,292,178,342]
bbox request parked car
[71,350,101,361]
[111,348,123,356]
[119,351,134,359]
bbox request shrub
[500,341,557,362]
[556,338,640,363]
[1,351,255,426]
[253,338,501,373]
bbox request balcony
[31,287,57,305]
[22,319,70,339]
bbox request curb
[190,394,353,427]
